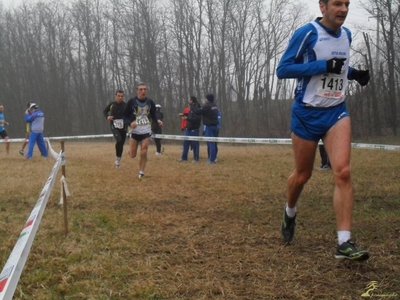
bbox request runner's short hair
[136,82,147,89]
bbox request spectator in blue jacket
[0,105,10,155]
[203,108,221,161]
[25,103,48,159]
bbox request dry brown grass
[0,139,399,299]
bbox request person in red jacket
[180,106,190,131]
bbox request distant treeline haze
[0,0,398,139]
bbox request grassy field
[0,139,399,299]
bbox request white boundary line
[1,134,399,151]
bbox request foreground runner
[276,0,370,260]
[123,83,163,179]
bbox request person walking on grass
[276,0,370,260]
[25,103,48,159]
[123,82,163,179]
[103,90,127,169]
[19,101,31,156]
[0,105,10,155]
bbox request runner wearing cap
[25,103,48,159]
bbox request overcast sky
[0,0,375,36]
[305,0,375,33]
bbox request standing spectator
[103,90,127,168]
[204,108,222,161]
[178,96,201,162]
[19,101,31,156]
[25,103,48,159]
[179,103,191,156]
[318,144,331,170]
[123,82,163,179]
[0,105,10,155]
[276,0,370,260]
[194,94,219,164]
[180,105,190,132]
[215,109,221,161]
[152,104,164,155]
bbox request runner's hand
[326,58,346,74]
[352,69,370,86]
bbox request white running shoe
[317,165,331,171]
[115,157,121,168]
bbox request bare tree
[363,0,400,135]
[0,0,398,140]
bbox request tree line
[0,0,398,140]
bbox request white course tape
[0,138,26,143]
[48,134,113,140]
[1,134,399,151]
[2,134,113,143]
[59,176,71,205]
[0,151,63,300]
[154,134,400,151]
[46,138,60,160]
[350,142,400,151]
[154,134,293,144]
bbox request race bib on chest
[113,119,124,129]
[136,115,149,126]
[316,74,345,99]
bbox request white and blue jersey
[277,19,355,108]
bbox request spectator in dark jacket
[194,93,219,164]
[203,108,221,161]
[152,104,164,155]
[178,96,201,162]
